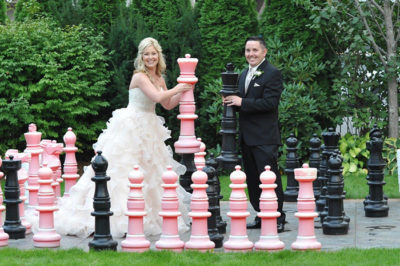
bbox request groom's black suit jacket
[238,59,283,146]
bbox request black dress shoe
[277,222,285,233]
[246,217,261,229]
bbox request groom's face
[245,40,267,67]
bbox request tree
[196,0,258,85]
[260,0,339,132]
[354,0,399,138]
[303,0,399,138]
[0,0,6,24]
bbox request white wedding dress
[28,88,191,238]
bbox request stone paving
[7,199,400,252]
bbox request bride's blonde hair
[134,37,166,79]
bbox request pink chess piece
[5,149,32,234]
[53,141,64,197]
[254,166,285,251]
[33,162,61,248]
[155,166,185,252]
[41,140,61,197]
[223,165,254,252]
[121,165,150,252]
[24,123,43,207]
[194,138,206,170]
[291,163,321,251]
[0,157,9,246]
[174,54,201,154]
[62,128,79,197]
[185,167,215,252]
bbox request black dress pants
[241,142,285,224]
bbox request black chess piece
[364,124,389,217]
[203,156,224,248]
[88,151,118,251]
[322,152,349,235]
[309,134,322,199]
[284,133,300,202]
[2,155,26,239]
[217,63,241,170]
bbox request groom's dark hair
[245,36,267,49]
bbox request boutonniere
[252,70,264,80]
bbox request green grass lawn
[219,173,399,201]
[0,247,398,265]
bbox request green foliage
[339,133,370,176]
[260,0,327,56]
[0,19,110,158]
[197,78,224,149]
[14,0,43,21]
[79,0,124,37]
[264,38,343,161]
[196,0,258,86]
[306,0,398,135]
[0,0,6,24]
[383,138,400,176]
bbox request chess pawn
[62,128,79,197]
[155,166,184,252]
[254,166,284,251]
[223,165,253,252]
[121,166,150,252]
[33,163,61,248]
[185,167,215,252]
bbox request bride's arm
[130,73,190,106]
[159,79,186,110]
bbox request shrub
[0,19,110,159]
[339,133,369,176]
[0,0,6,24]
[14,0,43,21]
[383,138,400,176]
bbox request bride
[29,37,193,238]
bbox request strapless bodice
[127,88,156,113]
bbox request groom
[224,36,285,232]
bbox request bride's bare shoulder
[130,72,149,88]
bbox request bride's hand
[176,83,192,93]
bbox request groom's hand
[223,95,242,107]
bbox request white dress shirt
[245,59,265,94]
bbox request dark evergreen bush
[0,19,110,159]
[195,0,258,150]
